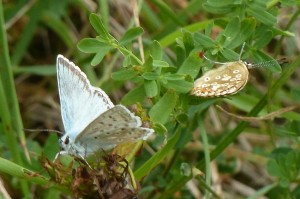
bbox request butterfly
[191,60,249,97]
[191,43,282,97]
[56,55,154,160]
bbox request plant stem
[0,0,30,195]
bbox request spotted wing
[57,55,114,139]
[74,105,154,154]
[191,62,249,97]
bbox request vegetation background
[1,0,300,198]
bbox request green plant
[1,0,300,198]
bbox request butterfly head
[59,134,71,152]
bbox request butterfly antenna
[200,52,228,65]
[202,54,227,65]
[23,128,63,135]
[200,42,247,65]
[247,58,288,69]
[238,42,246,61]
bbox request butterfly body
[191,60,249,97]
[56,55,153,159]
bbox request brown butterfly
[191,43,284,97]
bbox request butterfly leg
[78,153,93,170]
[54,150,69,161]
[54,150,93,169]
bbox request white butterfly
[56,55,153,160]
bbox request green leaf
[164,73,185,80]
[89,13,111,40]
[267,149,300,187]
[152,122,168,135]
[111,68,138,81]
[251,51,282,73]
[150,40,162,60]
[134,127,181,180]
[182,30,194,55]
[142,56,153,72]
[275,128,299,137]
[254,30,273,49]
[91,47,111,66]
[144,80,158,98]
[77,38,110,53]
[153,60,169,68]
[152,0,184,26]
[121,85,146,105]
[159,20,212,47]
[175,45,186,66]
[224,18,256,49]
[223,17,240,46]
[291,88,300,100]
[175,113,189,126]
[13,65,56,75]
[221,48,239,61]
[42,11,74,49]
[202,2,234,14]
[247,5,276,26]
[149,91,177,124]
[205,21,214,37]
[122,55,131,67]
[142,72,160,80]
[164,79,193,93]
[206,0,237,7]
[193,32,215,48]
[119,27,144,45]
[44,134,59,159]
[177,53,202,79]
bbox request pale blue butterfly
[56,55,153,160]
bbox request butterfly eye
[64,136,70,145]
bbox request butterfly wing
[74,105,154,155]
[191,61,249,97]
[57,55,114,138]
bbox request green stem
[198,117,211,198]
[116,45,143,65]
[266,0,281,9]
[0,157,48,185]
[0,0,30,195]
[0,157,68,192]
[134,124,181,181]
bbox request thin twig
[0,178,11,199]
[131,0,144,63]
[23,128,63,135]
[5,0,36,29]
[216,105,297,122]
